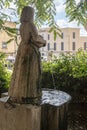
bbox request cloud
[80,29,87,36]
[55,0,87,36]
[75,0,80,5]
[79,26,87,36]
[56,19,87,36]
[55,0,65,13]
[57,19,79,28]
[56,4,65,13]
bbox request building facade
[39,28,87,60]
[0,21,18,57]
[0,23,87,61]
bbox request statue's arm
[31,23,46,48]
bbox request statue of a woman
[8,6,46,104]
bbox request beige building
[0,21,18,56]
[0,23,87,61]
[39,28,87,60]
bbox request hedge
[0,53,11,96]
[41,49,87,95]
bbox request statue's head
[20,6,34,23]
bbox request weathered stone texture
[41,104,68,130]
[0,98,41,130]
[0,90,71,130]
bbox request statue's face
[20,6,34,22]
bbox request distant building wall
[0,21,18,56]
[0,23,87,60]
[39,28,87,60]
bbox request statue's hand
[37,35,46,45]
[31,35,46,48]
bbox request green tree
[65,0,87,29]
[0,0,61,39]
[0,0,87,38]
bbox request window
[84,42,87,50]
[61,42,64,50]
[61,33,64,39]
[48,34,50,40]
[73,32,75,39]
[54,43,56,50]
[42,53,44,56]
[47,43,50,50]
[2,42,7,49]
[72,42,75,50]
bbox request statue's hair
[20,6,34,22]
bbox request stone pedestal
[0,89,71,130]
[41,104,68,130]
[0,97,41,130]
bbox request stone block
[0,97,41,130]
[0,89,71,130]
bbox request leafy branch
[0,0,61,40]
[65,0,87,29]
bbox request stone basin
[41,88,71,107]
[1,88,71,107]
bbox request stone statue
[8,6,46,105]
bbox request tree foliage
[65,0,87,29]
[41,49,87,92]
[0,0,87,39]
[0,0,61,39]
[0,53,11,95]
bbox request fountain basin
[42,88,71,106]
[0,89,71,130]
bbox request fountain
[0,6,71,130]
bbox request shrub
[41,49,87,94]
[0,53,11,95]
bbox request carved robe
[8,21,46,102]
